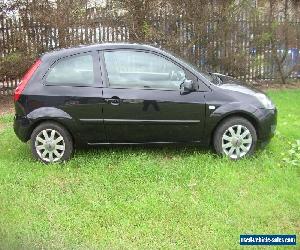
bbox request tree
[266,0,300,84]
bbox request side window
[46,54,94,85]
[103,50,186,90]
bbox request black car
[13,43,277,163]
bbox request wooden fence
[0,14,299,95]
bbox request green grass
[0,90,299,249]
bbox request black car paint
[14,43,277,147]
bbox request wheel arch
[28,118,75,145]
[210,111,259,145]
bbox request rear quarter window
[46,54,94,85]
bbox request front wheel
[31,122,73,163]
[213,117,257,159]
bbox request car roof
[41,43,162,61]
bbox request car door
[100,49,208,143]
[41,51,106,143]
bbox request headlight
[255,93,275,109]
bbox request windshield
[160,48,224,85]
[165,50,216,82]
[178,56,223,84]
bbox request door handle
[105,97,120,106]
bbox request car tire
[213,116,257,159]
[31,121,73,163]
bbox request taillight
[14,59,42,102]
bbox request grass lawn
[0,90,299,249]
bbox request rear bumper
[14,115,32,142]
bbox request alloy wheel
[35,129,65,163]
[221,124,253,159]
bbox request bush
[0,52,37,81]
[283,140,300,166]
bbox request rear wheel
[31,122,73,163]
[213,117,257,159]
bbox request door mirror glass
[180,79,194,94]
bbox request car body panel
[13,43,277,148]
[101,87,206,143]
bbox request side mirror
[180,79,194,94]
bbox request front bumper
[254,108,277,142]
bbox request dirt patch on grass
[0,96,14,115]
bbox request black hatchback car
[14,43,277,163]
